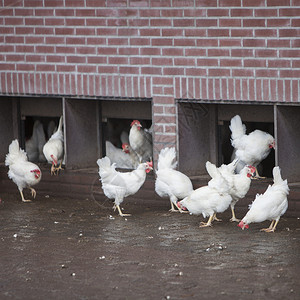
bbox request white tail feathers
[97,156,111,170]
[229,115,246,141]
[157,147,177,170]
[273,166,283,185]
[205,161,219,179]
[5,139,27,166]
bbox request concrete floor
[0,191,299,300]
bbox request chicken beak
[238,221,249,230]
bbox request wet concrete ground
[0,192,299,300]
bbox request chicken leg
[19,189,32,203]
[213,213,222,222]
[199,215,214,228]
[113,204,131,217]
[230,205,240,222]
[252,167,266,179]
[260,219,279,233]
[30,187,37,198]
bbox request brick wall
[0,0,299,155]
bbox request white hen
[209,160,256,222]
[178,162,232,228]
[155,147,193,213]
[97,156,153,216]
[230,115,275,178]
[5,139,42,202]
[238,166,289,232]
[43,116,64,175]
[129,120,153,163]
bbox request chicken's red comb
[31,169,40,174]
[131,120,141,127]
[122,143,128,149]
[147,161,153,168]
[238,221,249,230]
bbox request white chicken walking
[43,116,64,175]
[155,147,193,213]
[129,120,153,163]
[178,161,232,228]
[5,139,42,202]
[97,156,153,216]
[238,166,289,232]
[230,115,275,178]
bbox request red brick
[208,49,230,57]
[244,59,266,68]
[129,0,150,7]
[5,17,23,25]
[109,57,128,65]
[162,29,184,37]
[243,0,265,6]
[55,9,75,16]
[139,9,160,17]
[173,19,195,27]
[0,63,15,70]
[36,64,55,72]
[119,66,139,75]
[231,9,253,17]
[270,80,276,101]
[268,60,290,68]
[86,37,106,45]
[243,19,266,27]
[231,29,253,37]
[118,28,139,36]
[5,36,24,43]
[16,45,34,53]
[107,0,127,6]
[76,28,96,36]
[242,79,248,101]
[44,0,64,7]
[255,8,277,17]
[35,9,55,16]
[45,18,65,26]
[255,49,277,57]
[231,49,254,57]
[15,8,34,16]
[235,79,241,100]
[185,49,206,56]
[46,37,65,44]
[46,55,65,63]
[184,9,206,17]
[153,77,173,85]
[152,57,172,66]
[219,39,241,47]
[201,78,208,99]
[151,0,172,7]
[66,37,86,45]
[279,29,300,38]
[140,48,161,56]
[0,26,14,34]
[280,70,300,78]
[128,19,149,26]
[0,8,13,16]
[243,39,266,47]
[161,9,182,17]
[267,0,290,5]
[153,86,163,95]
[256,69,278,77]
[196,19,218,27]
[163,67,184,76]
[220,0,241,6]
[86,18,106,26]
[174,58,195,66]
[107,19,127,26]
[118,9,139,17]
[25,55,44,62]
[141,67,162,75]
[57,65,76,72]
[207,9,229,17]
[152,38,173,46]
[107,38,129,46]
[208,79,214,100]
[285,80,291,102]
[36,45,55,53]
[195,0,217,7]
[118,47,139,55]
[67,56,86,63]
[221,78,227,100]
[185,29,206,37]
[279,8,300,16]
[292,60,300,68]
[220,59,242,67]
[77,47,96,55]
[35,28,54,35]
[186,68,207,77]
[150,19,172,27]
[75,8,96,17]
[173,0,194,6]
[196,39,219,47]
[55,28,75,35]
[56,46,76,54]
[292,80,298,102]
[197,58,218,66]
[87,56,107,64]
[97,28,117,36]
[291,19,300,27]
[219,19,241,27]
[76,74,83,96]
[267,37,288,47]
[279,50,300,58]
[162,48,183,56]
[209,69,231,77]
[232,69,254,77]
[174,39,196,47]
[130,38,150,46]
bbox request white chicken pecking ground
[208,159,256,222]
[97,156,153,217]
[155,147,193,213]
[5,139,42,202]
[43,116,64,175]
[129,120,153,163]
[178,161,233,228]
[238,166,289,233]
[230,115,275,178]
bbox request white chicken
[43,116,64,175]
[178,161,232,228]
[97,156,153,216]
[121,143,140,168]
[208,160,256,222]
[155,147,193,213]
[5,139,42,202]
[105,141,138,169]
[129,120,153,163]
[230,115,275,178]
[238,166,289,233]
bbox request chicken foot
[30,188,37,198]
[229,206,240,222]
[113,204,131,217]
[199,215,214,228]
[51,161,64,176]
[212,213,222,222]
[19,189,32,203]
[252,167,266,179]
[260,219,279,233]
[169,201,189,213]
